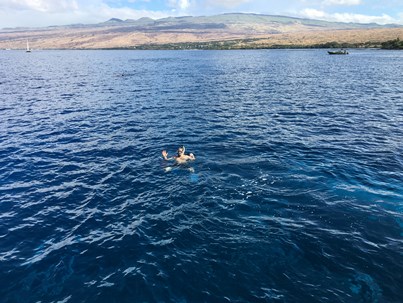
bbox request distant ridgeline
[381,38,403,49]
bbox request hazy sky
[0,0,402,29]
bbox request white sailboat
[26,40,31,52]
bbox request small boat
[26,40,31,52]
[328,49,348,55]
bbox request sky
[0,0,402,29]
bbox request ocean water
[0,49,402,303]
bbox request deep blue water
[0,49,402,303]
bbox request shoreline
[2,38,402,51]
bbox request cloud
[323,0,361,6]
[0,1,169,28]
[301,8,326,19]
[0,0,79,12]
[332,12,396,24]
[167,0,191,11]
[0,0,402,28]
[300,8,397,24]
[203,0,252,9]
[96,4,169,20]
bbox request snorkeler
[162,146,195,164]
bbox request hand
[162,150,168,159]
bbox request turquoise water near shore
[0,49,402,302]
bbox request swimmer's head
[177,146,185,156]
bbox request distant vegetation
[108,39,399,51]
[380,38,403,49]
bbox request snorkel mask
[177,146,185,156]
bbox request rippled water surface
[0,49,402,302]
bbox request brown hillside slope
[1,14,402,49]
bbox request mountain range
[1,13,402,49]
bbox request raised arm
[162,150,173,161]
